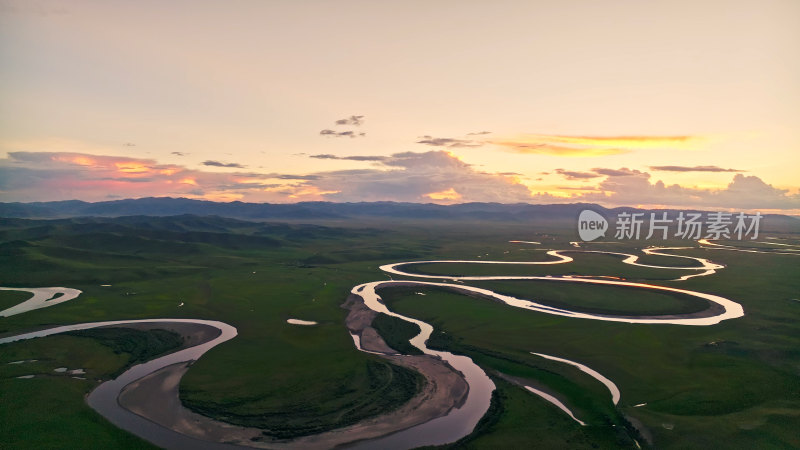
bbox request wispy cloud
[553,167,646,179]
[320,129,366,138]
[554,169,601,180]
[467,131,492,136]
[649,165,744,172]
[492,133,702,157]
[320,115,366,137]
[202,160,246,168]
[310,154,387,161]
[591,167,643,177]
[416,136,484,148]
[334,115,365,126]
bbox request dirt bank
[116,299,470,449]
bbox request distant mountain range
[1,197,798,231]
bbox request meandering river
[1,243,747,449]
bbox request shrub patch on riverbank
[65,327,183,377]
[371,312,423,355]
[181,359,424,438]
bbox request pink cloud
[0,152,297,202]
[1,152,798,210]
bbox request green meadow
[0,289,32,311]
[0,215,798,449]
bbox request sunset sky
[1,0,798,212]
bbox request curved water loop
[345,243,743,435]
[1,241,748,448]
[0,287,82,317]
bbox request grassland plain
[0,331,172,448]
[0,216,432,442]
[0,215,798,449]
[379,244,800,448]
[0,289,33,311]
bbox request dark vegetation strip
[371,313,424,355]
[65,327,183,378]
[181,359,425,439]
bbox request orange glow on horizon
[534,134,700,148]
[287,186,341,199]
[424,187,462,202]
[234,177,266,184]
[54,155,97,167]
[194,192,244,202]
[492,133,704,157]
[115,162,151,173]
[492,141,629,157]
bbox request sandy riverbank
[116,302,469,449]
